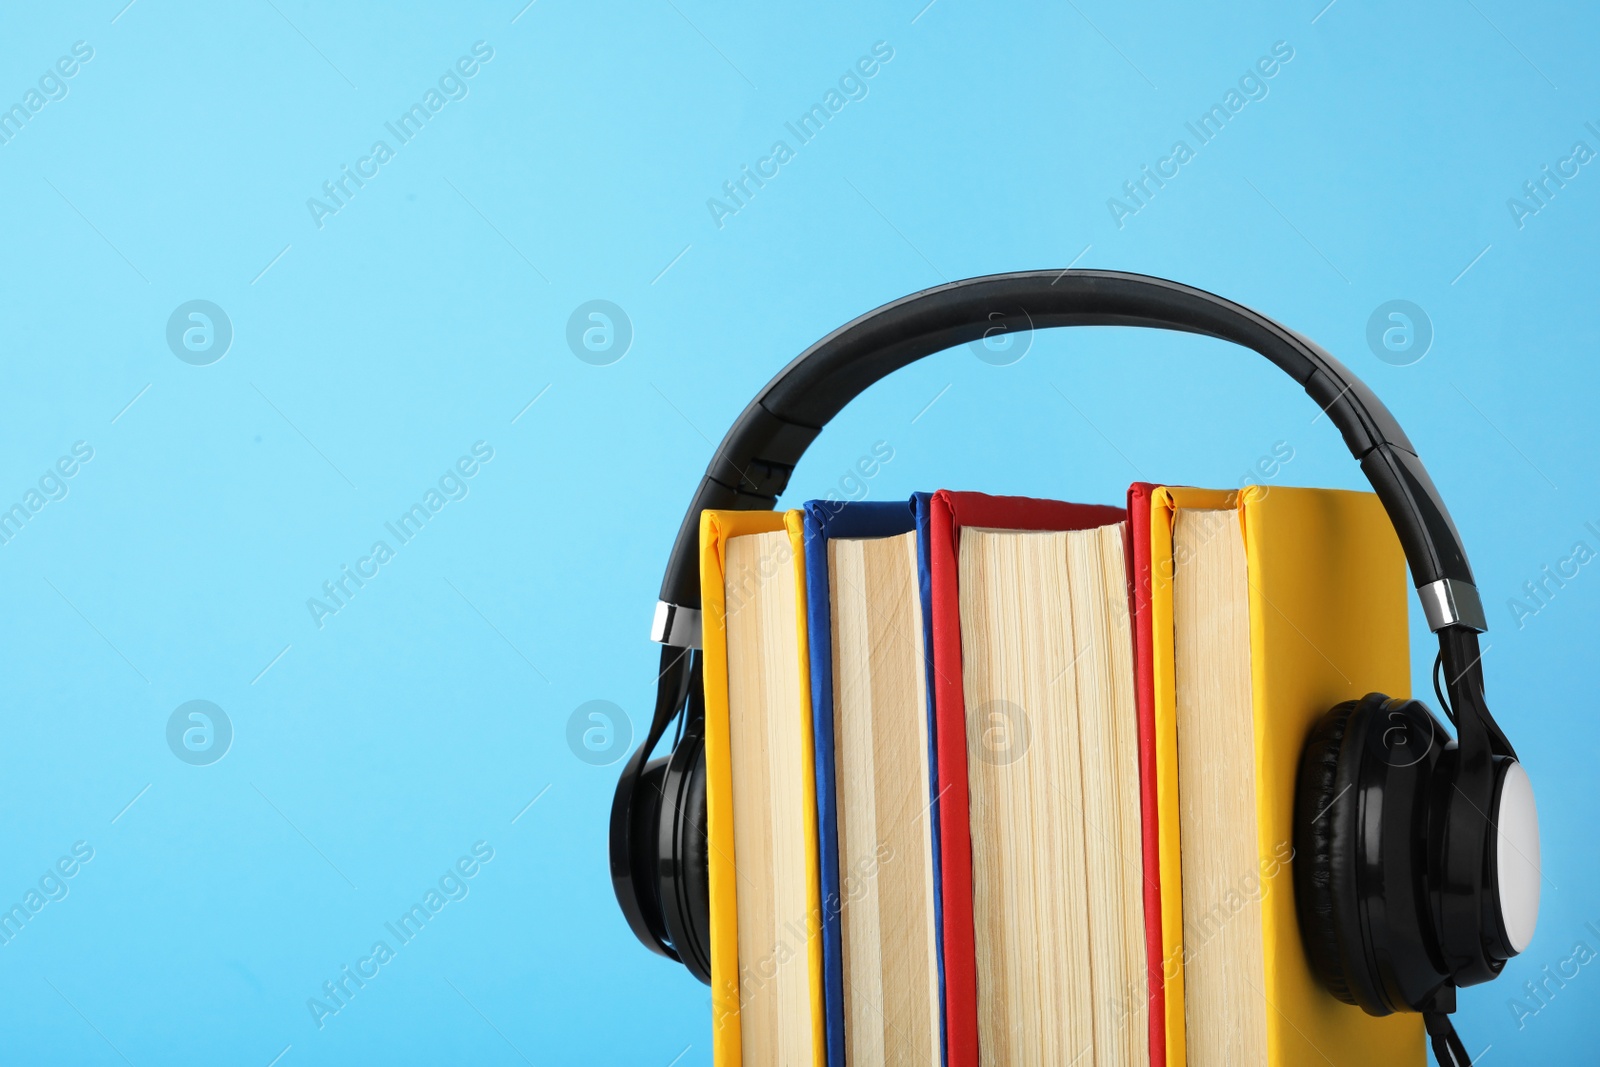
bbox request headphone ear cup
[1294,698,1378,1011]
[1296,693,1456,1016]
[657,727,711,984]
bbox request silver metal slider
[650,601,703,649]
[1418,578,1487,633]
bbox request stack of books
[699,484,1425,1066]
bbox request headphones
[608,270,1539,1064]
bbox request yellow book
[701,509,826,1067]
[1146,485,1424,1065]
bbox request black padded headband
[652,269,1486,637]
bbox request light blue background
[1,1,1594,1063]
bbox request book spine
[1126,483,1168,1067]
[929,492,980,1067]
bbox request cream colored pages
[1171,507,1266,1065]
[959,525,1147,1067]
[828,532,940,1067]
[1066,524,1147,1064]
[725,530,817,1067]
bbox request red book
[1124,483,1167,1067]
[924,490,1129,1067]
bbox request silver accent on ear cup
[1492,761,1541,955]
[651,601,703,648]
[1418,578,1487,633]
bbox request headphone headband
[653,270,1485,637]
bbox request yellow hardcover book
[701,509,826,1067]
[1147,485,1424,1065]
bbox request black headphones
[607,270,1539,1065]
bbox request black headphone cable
[1424,1010,1472,1066]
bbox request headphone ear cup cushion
[628,756,673,950]
[1294,700,1361,1007]
[658,731,711,984]
[679,738,710,974]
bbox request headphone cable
[1423,1011,1472,1066]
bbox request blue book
[802,496,946,1067]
